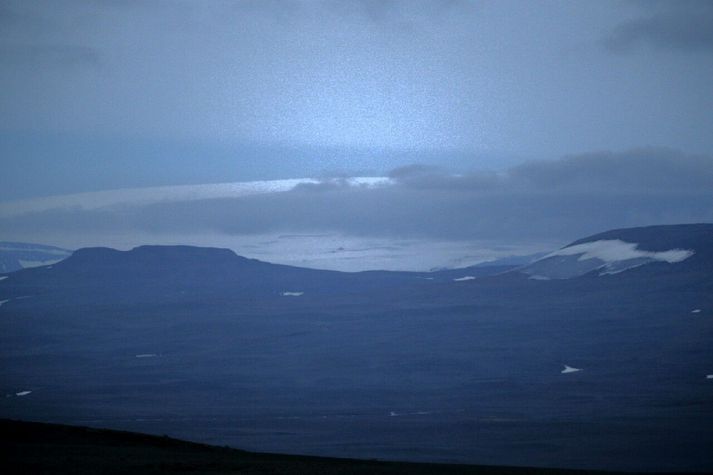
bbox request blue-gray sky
[1,0,712,269]
[2,0,713,198]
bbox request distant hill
[0,243,512,303]
[518,223,713,280]
[0,242,72,273]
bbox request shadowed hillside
[0,419,690,475]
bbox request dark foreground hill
[0,419,687,475]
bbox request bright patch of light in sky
[2,0,713,203]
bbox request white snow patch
[453,276,476,282]
[561,365,582,374]
[707,375,713,379]
[281,291,304,297]
[389,410,432,417]
[528,274,550,281]
[0,276,7,281]
[0,299,10,307]
[550,240,693,264]
[19,259,63,269]
[691,309,702,314]
[598,262,649,276]
[15,391,32,396]
[135,354,158,358]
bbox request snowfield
[521,239,694,279]
[18,258,64,269]
[550,239,693,264]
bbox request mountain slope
[3,418,662,475]
[0,241,71,273]
[518,223,713,279]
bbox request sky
[1,0,712,270]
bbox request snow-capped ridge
[520,238,695,280]
[547,240,693,265]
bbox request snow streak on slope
[281,291,304,297]
[18,259,64,269]
[551,240,693,265]
[520,239,694,279]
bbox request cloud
[0,1,101,69]
[390,147,713,193]
[2,0,713,163]
[508,147,713,191]
[324,0,472,25]
[0,1,44,29]
[1,148,712,249]
[0,43,101,69]
[604,0,713,53]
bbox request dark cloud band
[2,148,712,244]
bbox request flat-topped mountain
[0,242,513,303]
[67,245,242,266]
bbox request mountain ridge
[518,223,713,280]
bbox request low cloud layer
[1,149,711,262]
[605,0,713,54]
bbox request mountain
[0,241,72,273]
[1,224,712,472]
[518,223,713,280]
[0,244,511,305]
